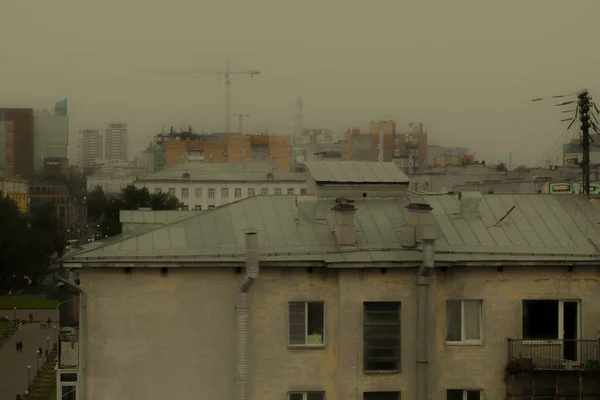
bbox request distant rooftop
[305,161,409,183]
[137,162,306,182]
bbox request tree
[87,186,107,220]
[514,165,529,173]
[495,162,508,172]
[98,185,185,237]
[0,196,62,289]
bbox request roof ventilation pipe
[405,203,439,400]
[236,231,259,400]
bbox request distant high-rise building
[79,129,103,170]
[0,108,35,180]
[104,123,128,164]
[33,110,69,173]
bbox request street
[0,322,59,400]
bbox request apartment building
[154,128,294,171]
[104,123,128,164]
[0,108,35,180]
[59,161,600,399]
[79,129,103,170]
[29,182,69,224]
[0,172,29,213]
[134,162,307,210]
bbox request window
[235,188,242,198]
[154,188,162,194]
[522,300,579,342]
[363,302,401,372]
[208,188,216,198]
[261,188,268,196]
[208,205,215,209]
[195,188,202,197]
[275,188,282,195]
[288,302,324,346]
[446,300,482,344]
[222,188,229,198]
[289,393,324,400]
[181,188,189,198]
[300,188,307,195]
[287,188,295,195]
[248,188,255,197]
[364,392,400,400]
[194,205,202,211]
[168,188,175,196]
[447,390,482,400]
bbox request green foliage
[87,185,107,220]
[0,196,63,290]
[0,296,59,309]
[97,185,185,237]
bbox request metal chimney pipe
[236,231,259,400]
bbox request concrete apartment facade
[60,162,600,400]
[79,129,103,170]
[134,162,307,210]
[104,123,128,164]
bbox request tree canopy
[92,185,185,237]
[0,196,64,290]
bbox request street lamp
[36,349,41,376]
[27,365,31,391]
[46,337,50,359]
[3,316,8,338]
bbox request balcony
[507,339,600,374]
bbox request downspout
[407,203,439,400]
[236,231,259,400]
[56,275,87,400]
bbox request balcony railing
[508,339,600,373]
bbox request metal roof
[62,194,600,267]
[136,162,306,182]
[304,161,409,183]
[119,210,201,224]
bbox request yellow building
[0,175,29,213]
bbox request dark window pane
[466,391,480,400]
[289,394,303,400]
[446,390,463,400]
[364,392,400,400]
[522,300,559,339]
[446,300,462,341]
[306,302,324,344]
[307,393,324,400]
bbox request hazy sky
[1,0,599,167]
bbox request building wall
[1,109,34,180]
[80,129,103,169]
[134,180,307,210]
[81,264,600,400]
[105,123,128,164]
[165,140,227,166]
[0,177,29,213]
[87,175,140,195]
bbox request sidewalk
[0,323,59,400]
[0,309,59,323]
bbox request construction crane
[233,113,250,134]
[143,59,259,133]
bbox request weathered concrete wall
[82,265,600,400]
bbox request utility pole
[578,90,592,196]
[378,119,384,162]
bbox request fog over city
[1,0,599,166]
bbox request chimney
[458,191,482,219]
[331,197,357,246]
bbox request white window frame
[261,188,269,196]
[275,188,282,195]
[222,188,229,198]
[288,392,325,400]
[288,301,325,347]
[234,188,242,198]
[248,188,255,197]
[168,188,175,196]
[447,389,483,400]
[181,188,189,199]
[445,299,483,345]
[195,188,202,198]
[208,188,216,198]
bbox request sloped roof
[62,194,600,267]
[304,161,409,183]
[137,162,305,182]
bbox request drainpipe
[236,231,259,400]
[406,204,439,400]
[56,275,87,400]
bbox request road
[0,322,58,399]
